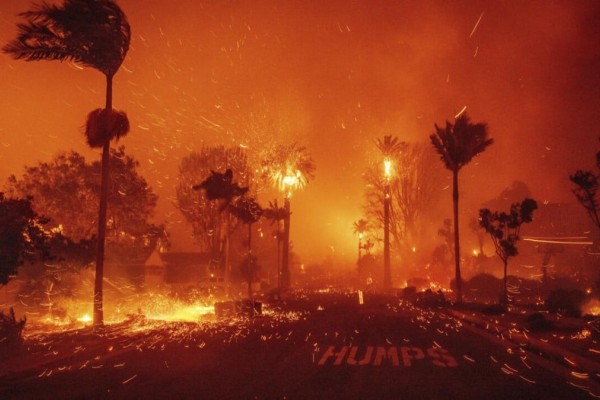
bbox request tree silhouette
[353,219,370,263]
[430,113,493,303]
[193,169,248,205]
[230,197,262,302]
[364,141,444,271]
[3,0,131,326]
[479,198,537,305]
[570,139,600,232]
[0,193,51,286]
[375,135,403,290]
[177,146,251,255]
[6,147,165,264]
[193,169,248,293]
[263,199,289,291]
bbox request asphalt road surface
[1,291,597,399]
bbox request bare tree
[176,146,251,255]
[363,142,443,265]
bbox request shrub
[545,289,585,317]
[481,303,506,315]
[414,289,447,308]
[0,308,26,355]
[525,312,553,331]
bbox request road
[1,291,598,399]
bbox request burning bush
[0,307,26,356]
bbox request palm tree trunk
[248,222,252,253]
[93,74,113,327]
[383,184,391,290]
[281,197,291,291]
[502,259,508,305]
[224,210,231,297]
[277,229,282,291]
[452,169,462,303]
[247,223,253,301]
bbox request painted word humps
[317,346,458,367]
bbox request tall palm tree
[430,113,493,303]
[375,135,404,290]
[3,0,131,326]
[262,143,315,291]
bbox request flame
[383,158,392,179]
[273,168,303,197]
[583,298,600,316]
[77,314,92,323]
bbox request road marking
[317,345,458,367]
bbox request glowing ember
[582,299,600,316]
[145,304,215,322]
[383,158,392,179]
[77,314,92,323]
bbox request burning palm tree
[262,143,315,291]
[3,0,131,326]
[376,135,403,290]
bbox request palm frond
[3,0,130,77]
[429,113,493,172]
[353,218,370,235]
[261,142,316,192]
[84,108,130,148]
[376,135,404,158]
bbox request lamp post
[383,158,392,290]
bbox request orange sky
[1,0,600,264]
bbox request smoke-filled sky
[1,0,599,264]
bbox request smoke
[1,0,599,264]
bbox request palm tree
[262,143,315,291]
[375,135,404,290]
[193,169,248,294]
[430,113,493,303]
[3,0,131,326]
[353,219,370,262]
[193,169,248,206]
[262,199,288,291]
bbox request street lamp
[383,157,392,290]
